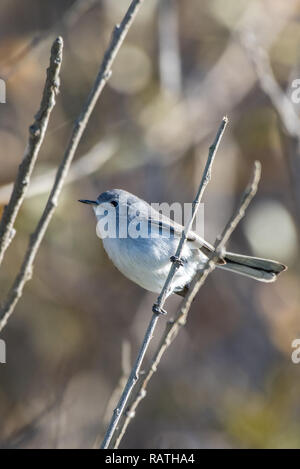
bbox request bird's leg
[152,303,167,316]
[170,255,185,268]
[153,258,184,315]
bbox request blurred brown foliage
[0,0,299,449]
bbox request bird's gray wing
[154,216,227,264]
[143,207,216,258]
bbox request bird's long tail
[219,252,287,282]
[175,251,287,297]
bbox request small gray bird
[79,189,286,298]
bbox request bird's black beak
[78,199,98,205]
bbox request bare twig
[0,138,117,204]
[100,116,228,449]
[113,161,261,448]
[154,116,228,313]
[0,0,145,332]
[0,37,63,267]
[100,314,160,449]
[240,32,300,227]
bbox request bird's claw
[170,255,184,268]
[152,304,167,316]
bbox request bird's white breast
[101,234,205,294]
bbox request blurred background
[0,0,300,449]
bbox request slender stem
[113,161,261,448]
[101,315,159,449]
[100,117,228,449]
[155,116,228,311]
[0,37,63,267]
[0,0,145,333]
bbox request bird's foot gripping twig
[170,255,185,267]
[152,303,167,316]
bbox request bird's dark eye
[111,200,118,207]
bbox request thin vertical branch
[100,116,228,449]
[0,37,63,267]
[113,161,261,448]
[154,116,228,313]
[0,0,145,332]
[101,314,159,449]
